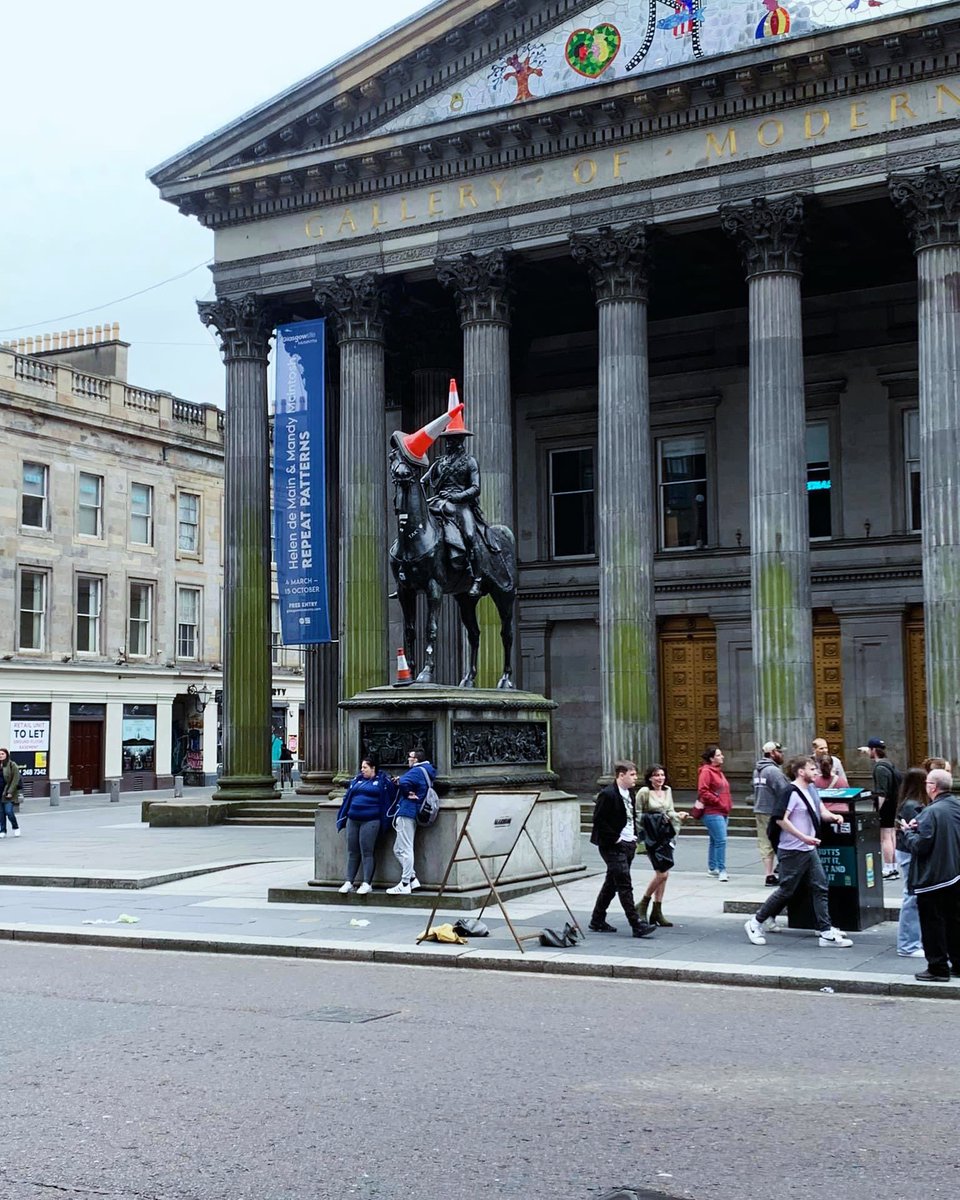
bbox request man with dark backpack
[745,755,852,949]
[861,737,902,880]
[753,740,789,887]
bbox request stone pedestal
[306,686,583,900]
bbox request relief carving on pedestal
[359,722,434,768]
[452,721,548,765]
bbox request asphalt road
[1,943,956,1200]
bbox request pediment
[150,0,952,223]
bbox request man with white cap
[752,740,789,887]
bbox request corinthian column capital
[314,273,387,343]
[720,195,805,278]
[435,250,511,327]
[198,293,275,361]
[890,165,960,251]
[569,223,651,304]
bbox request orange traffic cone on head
[394,646,413,687]
[391,406,463,466]
[440,379,474,437]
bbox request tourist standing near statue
[0,749,21,838]
[744,755,852,949]
[589,761,656,938]
[336,755,397,895]
[900,768,960,982]
[694,745,732,881]
[387,747,436,895]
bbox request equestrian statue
[389,382,517,688]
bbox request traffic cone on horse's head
[440,379,473,437]
[394,646,413,687]
[392,406,463,466]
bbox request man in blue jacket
[386,747,437,895]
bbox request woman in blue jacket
[336,755,397,895]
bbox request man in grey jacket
[753,740,789,887]
[901,768,960,982]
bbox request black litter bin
[787,788,885,932]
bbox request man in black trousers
[901,767,960,982]
[589,760,656,938]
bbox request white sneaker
[12,830,20,838]
[898,948,926,957]
[882,868,900,880]
[762,917,778,933]
[744,917,767,946]
[707,868,719,877]
[386,881,411,895]
[337,881,354,894]
[356,882,372,896]
[819,927,853,948]
[718,871,729,882]
[409,877,421,892]
[0,833,6,839]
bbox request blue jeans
[896,848,922,955]
[0,800,19,833]
[702,813,727,872]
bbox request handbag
[453,918,489,937]
[539,922,585,948]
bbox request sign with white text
[273,320,331,645]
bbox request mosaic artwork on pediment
[374,0,944,135]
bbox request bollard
[174,774,184,797]
[108,778,120,803]
[49,781,61,807]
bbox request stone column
[314,274,389,770]
[720,195,813,754]
[570,224,659,773]
[436,251,513,688]
[198,295,277,800]
[890,166,960,762]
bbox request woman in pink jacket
[695,744,732,881]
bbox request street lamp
[187,683,213,715]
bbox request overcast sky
[0,0,430,404]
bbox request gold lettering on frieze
[371,203,387,230]
[850,103,868,131]
[459,183,479,209]
[427,190,443,216]
[337,208,358,235]
[573,157,598,185]
[804,109,830,140]
[757,119,783,148]
[936,83,960,113]
[890,91,917,122]
[613,150,629,179]
[305,216,324,240]
[490,177,506,203]
[706,129,738,158]
[400,197,416,222]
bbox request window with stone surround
[806,421,832,540]
[177,490,201,556]
[77,471,103,538]
[549,447,595,559]
[176,585,201,660]
[130,482,154,546]
[22,462,49,529]
[18,568,48,651]
[657,434,708,550]
[75,575,104,655]
[128,581,154,658]
[904,408,921,532]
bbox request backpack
[415,765,440,828]
[766,784,821,852]
[875,759,902,803]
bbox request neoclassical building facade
[151,0,960,797]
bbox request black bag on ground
[539,922,584,948]
[453,918,489,937]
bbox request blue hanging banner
[273,319,332,644]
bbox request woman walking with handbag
[694,745,732,881]
[0,749,22,838]
[636,764,688,926]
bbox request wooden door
[69,721,103,794]
[905,606,927,766]
[658,616,719,790]
[813,611,845,763]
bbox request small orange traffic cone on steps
[394,646,413,687]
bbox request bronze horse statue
[389,441,517,688]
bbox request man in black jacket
[589,761,656,938]
[901,768,960,982]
